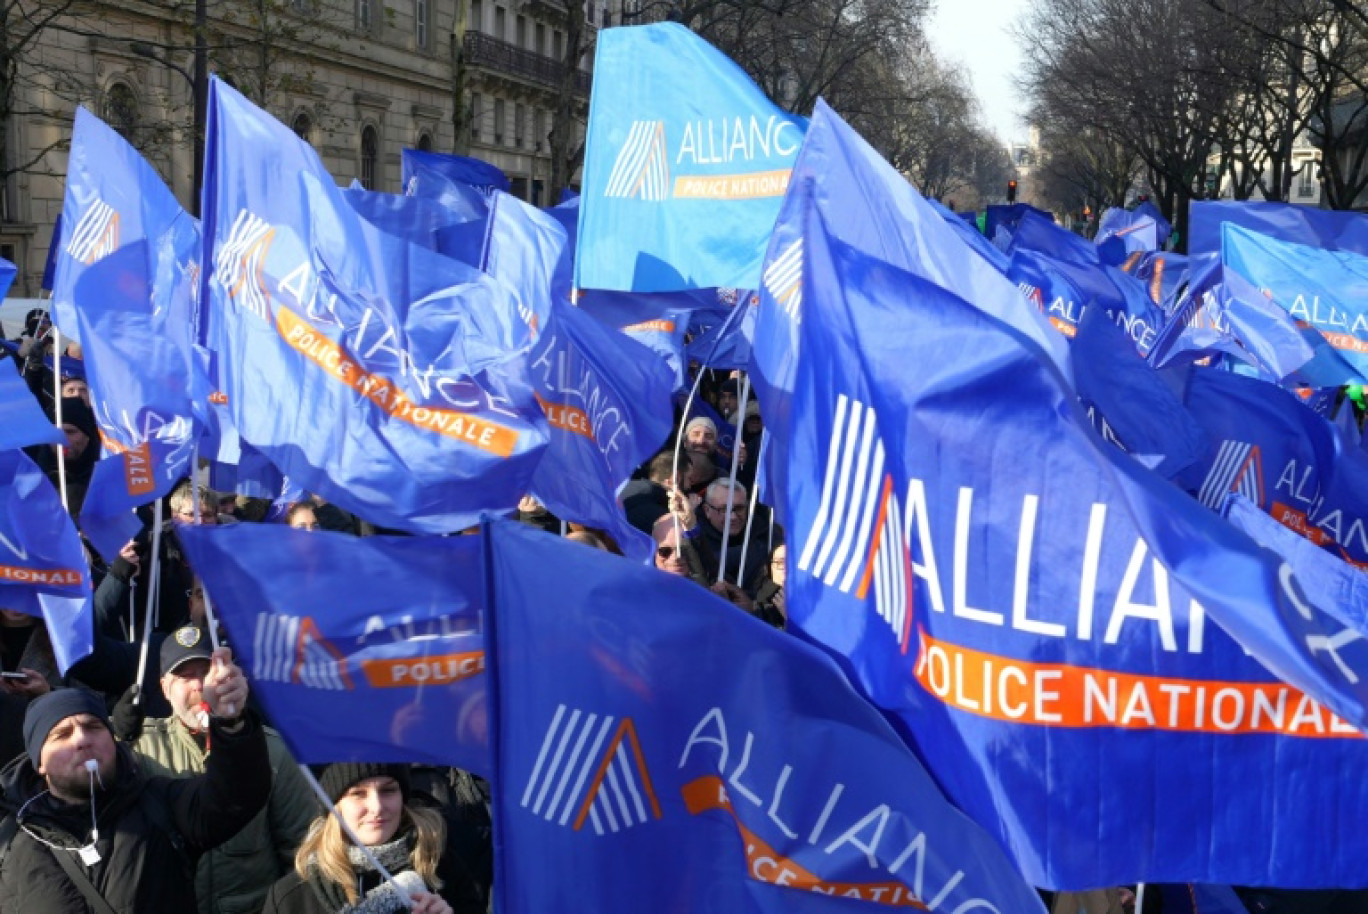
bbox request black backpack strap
[48,844,120,914]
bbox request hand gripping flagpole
[187,446,230,715]
[299,766,415,910]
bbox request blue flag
[344,184,485,253]
[781,188,1368,889]
[1008,211,1167,356]
[527,299,675,560]
[576,24,807,292]
[53,109,204,560]
[984,203,1053,243]
[0,360,63,451]
[484,517,1047,914]
[749,101,1066,525]
[1221,223,1368,384]
[685,288,755,371]
[1118,250,1187,308]
[177,523,488,772]
[478,193,673,558]
[1225,495,1368,632]
[1190,200,1368,257]
[577,290,692,390]
[1133,200,1172,247]
[929,197,1009,271]
[0,450,93,673]
[1097,207,1160,255]
[200,78,549,534]
[401,148,509,195]
[40,214,61,293]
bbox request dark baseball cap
[160,624,213,677]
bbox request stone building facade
[1,0,603,296]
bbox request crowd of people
[0,311,785,913]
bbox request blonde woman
[261,764,454,914]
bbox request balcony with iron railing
[464,31,590,95]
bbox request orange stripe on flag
[275,306,520,457]
[856,476,894,600]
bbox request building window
[471,93,482,139]
[417,131,433,152]
[291,112,312,144]
[601,6,610,27]
[495,5,506,41]
[536,22,546,55]
[103,82,139,141]
[416,0,429,47]
[514,103,525,148]
[361,125,379,189]
[493,99,505,144]
[357,0,372,30]
[533,109,545,151]
[1298,163,1316,197]
[516,15,527,47]
[553,29,563,58]
[470,0,482,31]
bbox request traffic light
[1007,180,1018,204]
[1082,204,1092,220]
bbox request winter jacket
[0,712,271,914]
[134,718,315,914]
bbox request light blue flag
[0,360,63,451]
[1221,223,1368,384]
[576,290,692,390]
[1097,207,1160,255]
[749,100,1066,525]
[200,78,549,534]
[929,197,1010,271]
[0,450,93,673]
[484,517,1048,914]
[401,147,509,195]
[177,523,488,772]
[576,24,807,292]
[781,186,1368,889]
[53,109,203,560]
[344,184,485,253]
[1190,200,1368,257]
[478,192,674,558]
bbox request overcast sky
[927,0,1032,144]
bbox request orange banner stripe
[275,306,520,457]
[913,629,1360,739]
[358,651,484,688]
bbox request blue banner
[1221,223,1368,384]
[52,109,204,560]
[1008,212,1167,356]
[178,523,488,772]
[576,290,692,390]
[401,148,509,195]
[40,214,61,292]
[984,203,1053,244]
[1190,200,1368,258]
[0,450,93,673]
[344,184,485,253]
[576,24,807,292]
[200,78,549,534]
[1097,207,1160,256]
[0,360,63,451]
[478,192,673,557]
[780,188,1368,889]
[749,101,1066,526]
[484,517,1047,914]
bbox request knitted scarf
[305,832,429,914]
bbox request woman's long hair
[294,803,447,904]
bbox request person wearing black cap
[27,395,100,515]
[261,763,458,914]
[133,625,315,914]
[0,647,272,913]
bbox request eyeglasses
[656,545,679,560]
[185,589,204,599]
[705,503,746,516]
[771,559,786,570]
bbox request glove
[110,683,146,742]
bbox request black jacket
[0,713,272,914]
[261,843,490,914]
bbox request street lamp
[129,0,206,215]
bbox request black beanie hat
[24,688,110,767]
[318,763,411,806]
[58,397,98,440]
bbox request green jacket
[135,718,315,914]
